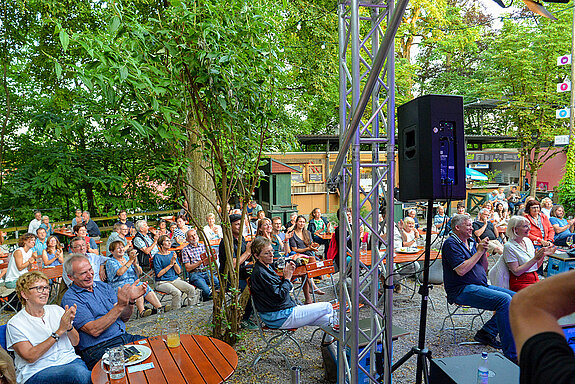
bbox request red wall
[527,147,566,191]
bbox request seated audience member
[247,200,263,219]
[132,220,158,268]
[153,235,199,309]
[73,224,99,255]
[549,205,575,247]
[507,186,521,214]
[540,197,553,219]
[106,243,162,317]
[250,236,333,329]
[0,230,8,258]
[496,187,509,210]
[71,209,84,227]
[172,216,189,244]
[473,208,503,255]
[203,213,223,241]
[503,216,556,292]
[31,227,48,260]
[44,235,64,266]
[516,202,526,216]
[406,209,420,229]
[168,222,178,239]
[288,215,322,301]
[116,210,135,236]
[284,212,298,234]
[181,229,220,301]
[398,217,420,247]
[250,210,266,233]
[271,216,286,241]
[308,208,330,257]
[82,211,101,240]
[106,223,130,255]
[178,200,191,222]
[433,205,449,235]
[488,189,498,203]
[5,233,37,289]
[510,270,575,383]
[256,218,291,259]
[524,199,554,247]
[493,202,509,229]
[289,215,319,260]
[27,211,42,235]
[38,215,53,237]
[61,254,147,369]
[62,237,106,287]
[442,214,517,362]
[218,214,255,329]
[156,219,171,236]
[7,271,91,384]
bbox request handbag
[488,255,510,289]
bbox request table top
[53,228,76,238]
[91,334,238,384]
[358,249,441,266]
[40,265,63,280]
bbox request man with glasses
[181,229,220,301]
[63,238,106,287]
[61,254,147,369]
[82,211,101,240]
[105,223,130,255]
[116,210,135,236]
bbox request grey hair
[507,216,530,239]
[479,208,490,215]
[135,219,147,232]
[63,253,90,279]
[83,211,91,217]
[451,214,471,231]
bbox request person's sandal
[314,289,326,295]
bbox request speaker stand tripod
[391,198,436,384]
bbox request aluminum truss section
[332,0,409,383]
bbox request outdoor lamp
[490,0,569,20]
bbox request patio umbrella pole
[391,198,434,384]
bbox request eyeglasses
[29,285,50,293]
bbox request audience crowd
[0,188,573,380]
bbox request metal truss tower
[328,1,409,383]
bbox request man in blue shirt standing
[61,254,147,369]
[442,214,517,363]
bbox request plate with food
[103,345,152,366]
[395,247,419,254]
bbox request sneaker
[139,308,152,318]
[163,305,171,313]
[240,319,258,330]
[474,329,502,349]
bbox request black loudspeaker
[397,94,466,201]
[430,352,519,384]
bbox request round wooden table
[91,334,238,384]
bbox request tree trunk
[184,129,216,223]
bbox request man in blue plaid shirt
[181,229,220,301]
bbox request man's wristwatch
[50,332,60,341]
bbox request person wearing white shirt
[27,211,42,235]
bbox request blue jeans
[26,358,91,384]
[188,271,220,300]
[79,333,146,370]
[455,284,517,360]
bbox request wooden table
[91,334,238,384]
[358,249,441,266]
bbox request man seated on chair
[61,254,147,369]
[473,208,504,255]
[181,229,220,301]
[442,214,517,363]
[250,236,333,329]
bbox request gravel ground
[0,270,499,383]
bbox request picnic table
[91,334,238,384]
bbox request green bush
[557,180,575,215]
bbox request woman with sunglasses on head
[6,271,91,384]
[524,199,554,248]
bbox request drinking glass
[165,320,180,348]
[101,346,125,380]
[567,236,574,248]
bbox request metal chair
[440,300,486,344]
[248,284,303,367]
[0,258,17,313]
